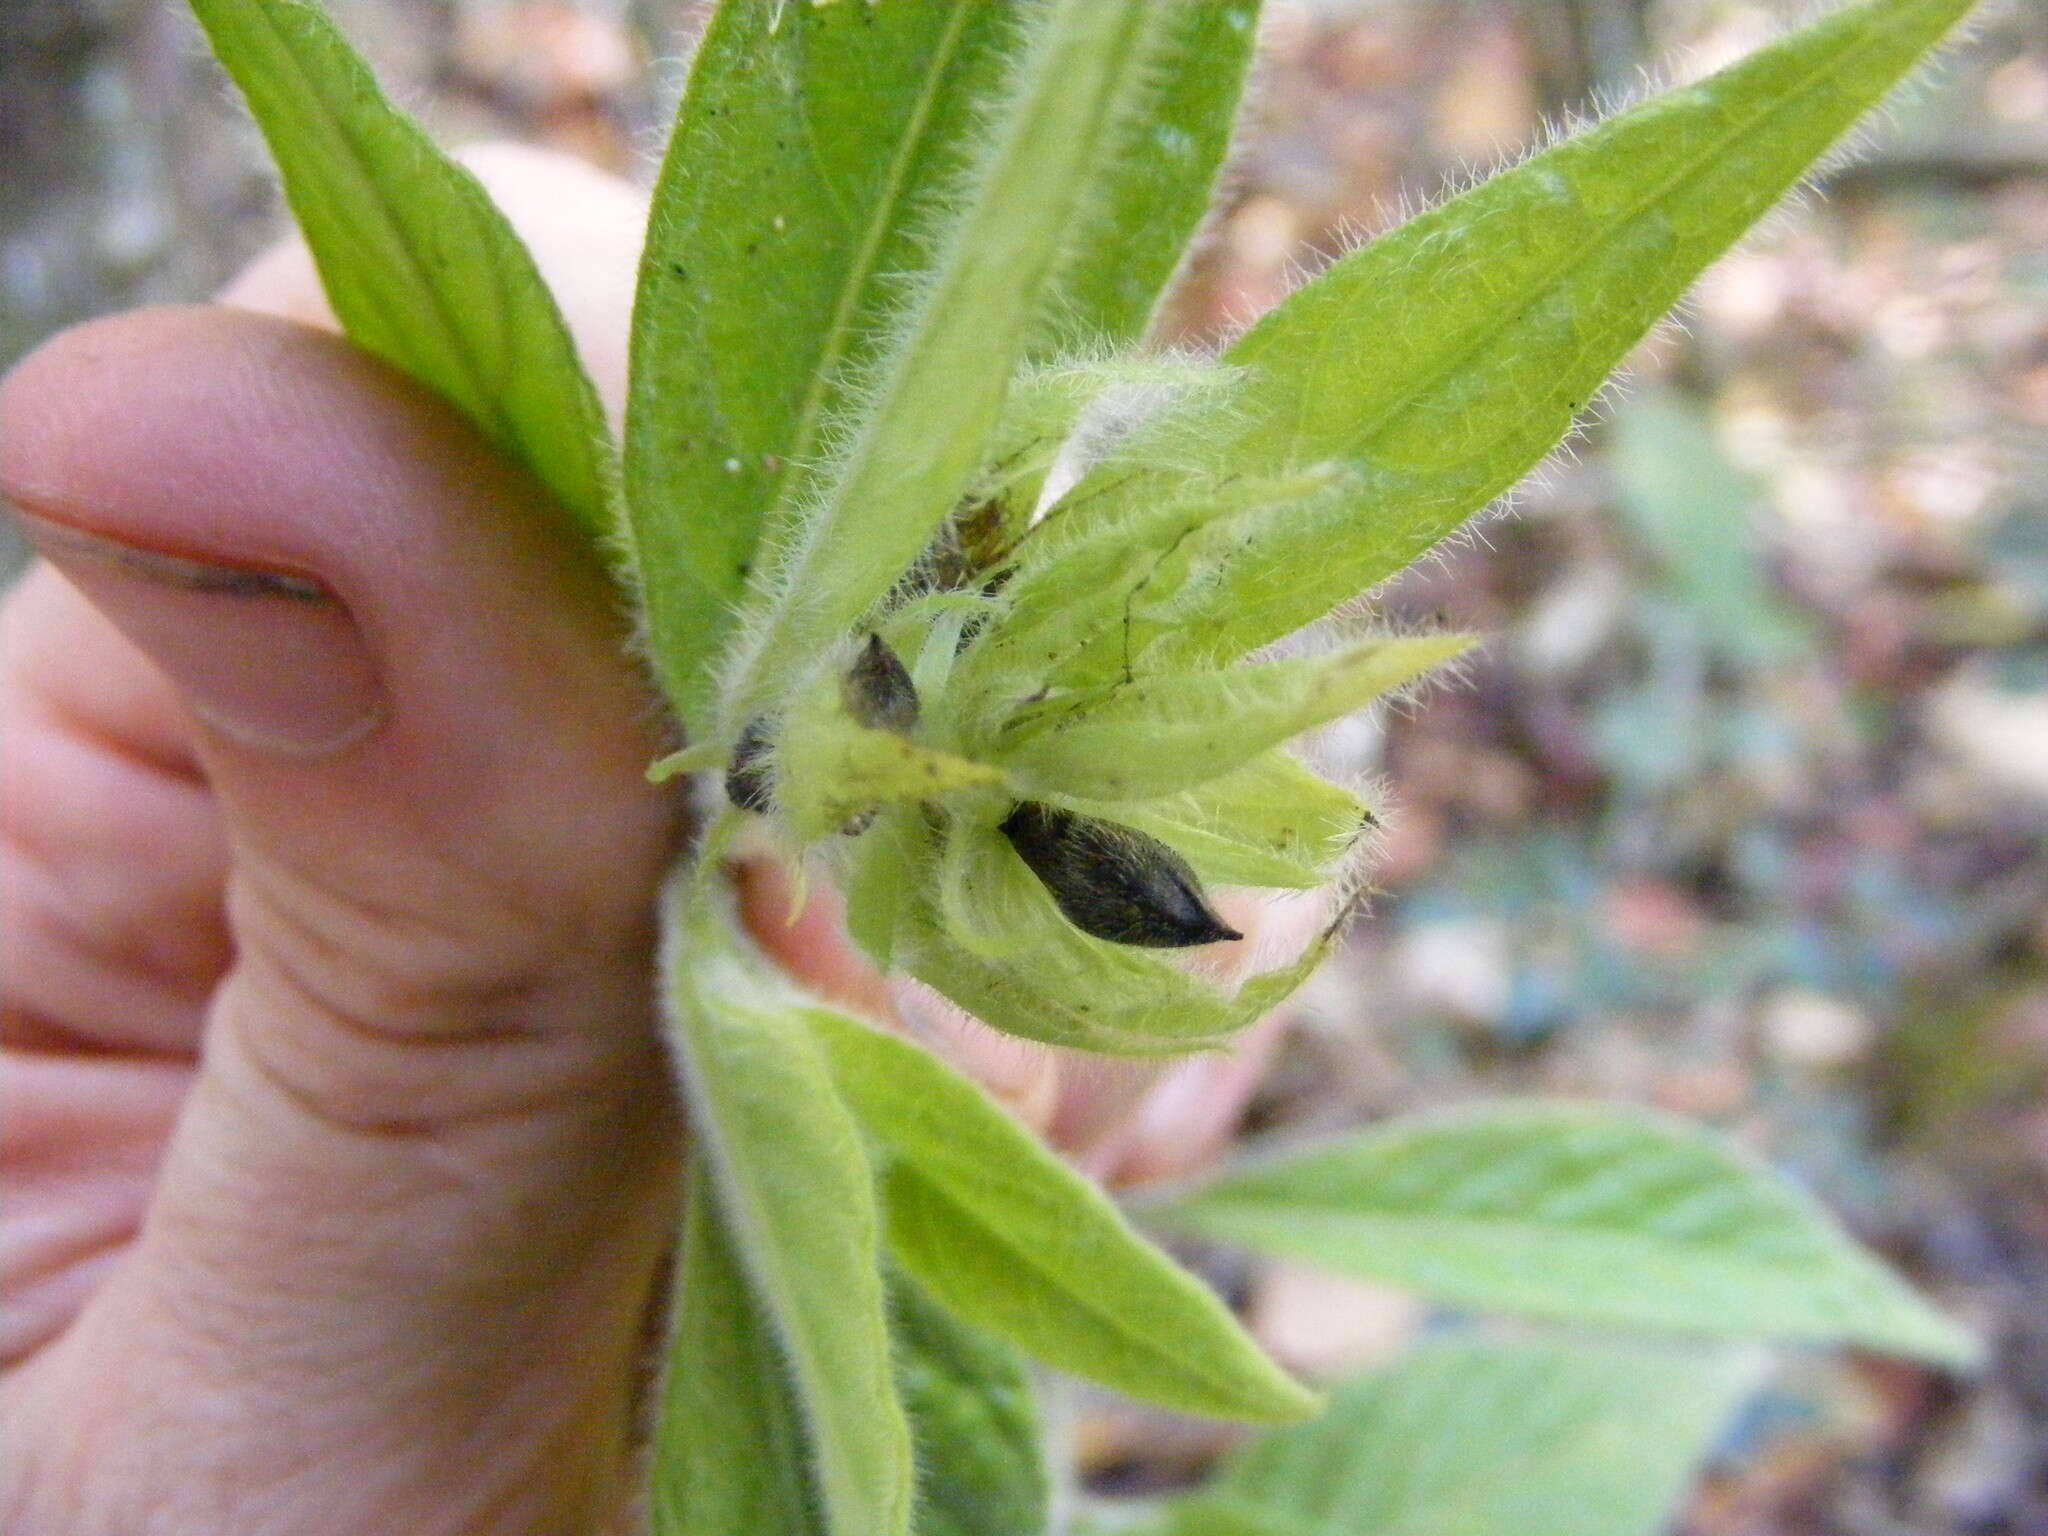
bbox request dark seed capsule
[725,718,775,813]
[844,632,919,733]
[999,802,1242,950]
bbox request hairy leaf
[721,0,1204,733]
[1152,1102,1979,1365]
[902,822,1335,1053]
[189,0,616,547]
[1147,1337,1762,1536]
[891,1270,1047,1536]
[651,1163,822,1536]
[773,647,1006,841]
[1059,0,1977,663]
[994,634,1472,801]
[626,1,1016,728]
[1040,0,1264,351]
[660,889,912,1536]
[1063,752,1372,891]
[956,461,1351,700]
[805,1006,1317,1421]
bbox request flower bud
[999,802,1242,949]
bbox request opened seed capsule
[999,802,1242,950]
[843,632,919,734]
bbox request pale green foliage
[990,634,1472,801]
[661,888,911,1536]
[877,812,1338,1053]
[1154,1102,1979,1365]
[774,650,1006,843]
[1042,1,1263,351]
[625,1,1018,731]
[1061,753,1371,891]
[626,2,1257,733]
[655,1163,822,1536]
[716,0,1246,736]
[890,1272,1047,1536]
[1118,1337,1763,1536]
[186,0,617,548]
[1050,0,1978,667]
[809,1007,1318,1421]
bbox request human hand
[0,147,1292,1534]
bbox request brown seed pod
[844,632,919,734]
[724,717,775,813]
[999,802,1242,949]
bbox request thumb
[0,305,681,1524]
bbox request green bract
[191,0,1980,1530]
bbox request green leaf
[1151,1102,1980,1366]
[955,461,1351,698]
[188,0,617,548]
[993,633,1472,802]
[896,819,1337,1054]
[891,1269,1048,1536]
[625,1,1017,729]
[772,647,1007,841]
[1611,386,1813,663]
[660,886,913,1536]
[1063,752,1372,891]
[720,0,1212,734]
[804,1006,1318,1422]
[1039,0,1264,350]
[962,355,1247,546]
[651,1162,823,1536]
[840,807,924,973]
[1151,1336,1762,1536]
[1063,0,1977,664]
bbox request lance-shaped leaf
[651,1163,822,1536]
[1150,1102,1980,1366]
[659,887,913,1536]
[956,461,1351,702]
[1062,751,1373,891]
[720,0,1204,734]
[625,1,1015,728]
[1060,0,1978,665]
[1039,0,1265,351]
[993,633,1472,802]
[890,1270,1047,1536]
[805,1007,1318,1422]
[1142,1337,1763,1536]
[188,0,616,548]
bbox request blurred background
[3,0,2045,1529]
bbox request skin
[0,147,1290,1534]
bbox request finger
[1,567,230,1054]
[0,1049,188,1362]
[0,304,679,1527]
